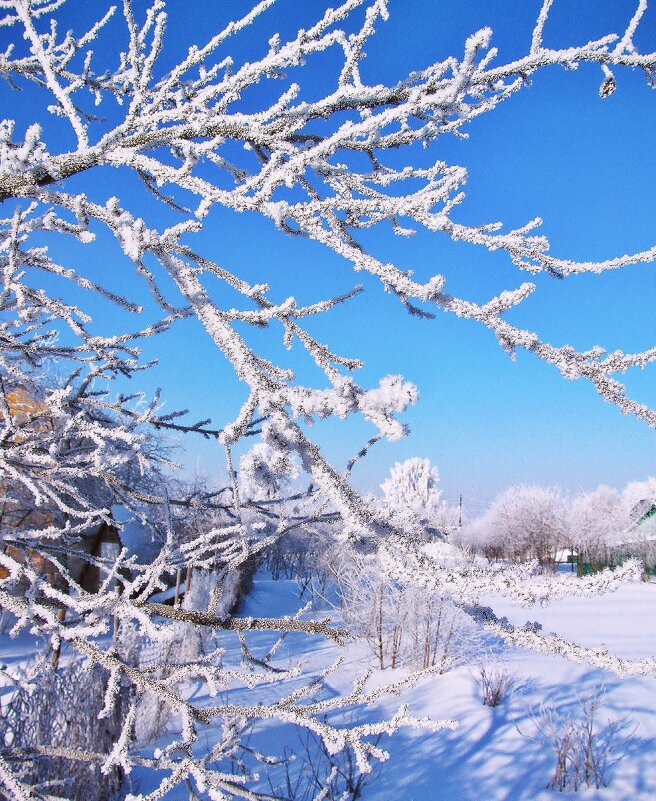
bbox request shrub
[477,665,512,707]
[524,689,630,791]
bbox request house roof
[631,499,656,526]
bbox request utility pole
[459,494,463,528]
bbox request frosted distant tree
[380,457,443,523]
[1,0,656,798]
[569,485,624,567]
[465,485,567,570]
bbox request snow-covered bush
[331,551,404,669]
[334,549,479,671]
[406,586,480,672]
[269,721,382,801]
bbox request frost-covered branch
[1,0,656,797]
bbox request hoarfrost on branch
[1,0,656,797]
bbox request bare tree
[1,0,656,798]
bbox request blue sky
[4,0,656,514]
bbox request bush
[334,551,479,671]
[524,689,630,791]
[477,665,512,707]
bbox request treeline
[455,480,656,574]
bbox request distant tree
[466,485,567,570]
[381,457,442,522]
[1,0,656,798]
[239,441,300,501]
[569,485,624,570]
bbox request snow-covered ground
[2,576,655,800]
[237,576,656,801]
[363,582,656,801]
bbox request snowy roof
[631,499,656,525]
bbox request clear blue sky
[4,0,656,514]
